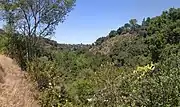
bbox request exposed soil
[0,55,39,107]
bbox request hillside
[40,37,90,51]
[90,33,133,55]
[0,55,39,107]
[0,4,180,107]
[0,29,90,52]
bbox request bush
[0,34,8,54]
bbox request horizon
[1,0,180,44]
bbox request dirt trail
[0,55,39,107]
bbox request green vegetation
[0,2,180,106]
[0,34,8,54]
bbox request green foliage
[27,56,68,107]
[145,8,180,62]
[69,78,94,105]
[0,35,8,54]
[1,0,76,62]
[129,19,140,34]
[95,37,108,45]
[7,34,27,68]
[26,50,110,106]
[2,7,180,107]
[24,8,180,106]
[108,30,118,38]
[117,27,123,35]
[129,50,180,106]
[110,36,151,67]
[1,0,76,37]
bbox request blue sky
[1,0,180,44]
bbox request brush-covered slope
[90,33,133,55]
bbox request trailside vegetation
[0,5,180,107]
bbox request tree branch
[20,5,31,37]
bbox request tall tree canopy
[1,0,76,37]
[0,0,76,61]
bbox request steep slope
[0,55,39,107]
[90,33,133,55]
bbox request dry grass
[0,55,40,107]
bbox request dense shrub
[1,7,180,107]
[109,36,151,68]
[0,35,8,54]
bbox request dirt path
[0,55,39,107]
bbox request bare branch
[19,6,31,36]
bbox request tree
[129,19,139,33]
[129,19,137,27]
[124,23,131,28]
[123,23,131,34]
[117,27,123,35]
[108,30,118,38]
[139,18,150,37]
[142,17,151,27]
[95,37,107,45]
[1,0,76,60]
[142,18,146,27]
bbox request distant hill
[0,28,90,51]
[40,37,91,51]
